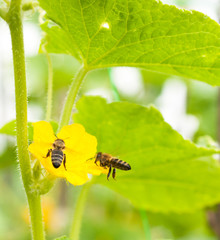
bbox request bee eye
[52,143,55,148]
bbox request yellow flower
[28,121,106,185]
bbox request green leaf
[0,144,17,168]
[40,0,220,85]
[0,120,58,141]
[0,120,33,137]
[0,120,16,136]
[74,96,220,213]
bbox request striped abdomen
[51,149,64,168]
[111,158,131,171]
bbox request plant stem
[7,0,31,197]
[45,52,53,122]
[28,195,45,240]
[7,1,45,239]
[70,183,91,240]
[58,67,88,130]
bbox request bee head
[53,139,65,150]
[96,152,102,160]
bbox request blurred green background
[0,0,220,239]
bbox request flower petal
[32,121,56,144]
[29,121,104,186]
[57,123,85,144]
[58,123,97,167]
[65,167,89,185]
[58,124,97,154]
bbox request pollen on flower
[28,121,107,186]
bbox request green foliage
[0,120,31,137]
[74,96,220,213]
[0,144,17,168]
[40,0,220,85]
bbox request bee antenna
[55,136,70,140]
[86,154,97,161]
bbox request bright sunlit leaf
[74,96,220,213]
[40,0,220,85]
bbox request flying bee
[95,152,131,180]
[44,139,67,170]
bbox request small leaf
[0,120,18,136]
[40,0,220,85]
[74,96,220,213]
[0,144,17,168]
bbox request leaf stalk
[69,183,91,240]
[58,67,88,130]
[45,52,53,122]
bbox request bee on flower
[28,121,107,186]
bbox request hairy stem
[7,0,31,197]
[7,1,45,239]
[45,52,53,122]
[58,67,88,130]
[70,183,91,240]
[28,195,45,240]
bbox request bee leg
[107,165,112,180]
[63,154,67,171]
[112,168,116,180]
[94,158,98,166]
[43,149,52,158]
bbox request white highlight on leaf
[101,22,110,29]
